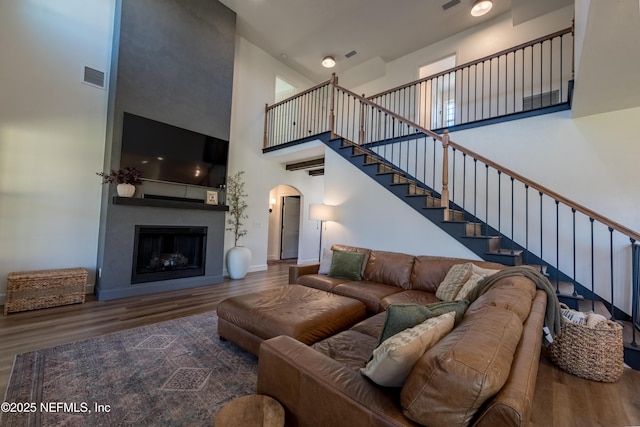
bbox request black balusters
[590,218,595,311]
[497,171,502,234]
[539,192,544,275]
[473,158,478,235]
[572,209,577,297]
[462,153,467,213]
[609,227,615,321]
[555,200,559,293]
[511,177,515,254]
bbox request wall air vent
[83,66,106,89]
[523,90,559,111]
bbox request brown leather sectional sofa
[256,244,547,426]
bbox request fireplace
[132,226,207,284]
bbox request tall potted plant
[225,170,251,279]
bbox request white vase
[117,183,136,197]
[226,246,251,279]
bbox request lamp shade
[309,204,338,221]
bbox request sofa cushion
[329,250,366,280]
[466,275,536,323]
[401,306,524,427]
[313,330,378,371]
[333,281,403,313]
[349,312,387,339]
[363,250,415,289]
[378,300,469,344]
[380,290,439,309]
[361,312,455,387]
[410,256,505,292]
[297,274,346,292]
[436,262,473,301]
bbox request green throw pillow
[423,300,470,324]
[378,300,469,345]
[328,250,365,281]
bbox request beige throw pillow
[471,264,501,277]
[436,263,473,301]
[454,271,485,301]
[361,312,456,387]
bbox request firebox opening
[132,225,207,284]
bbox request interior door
[280,196,300,259]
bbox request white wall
[344,6,575,97]
[0,0,115,301]
[227,36,326,270]
[323,150,479,259]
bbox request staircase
[262,29,640,370]
[321,132,640,369]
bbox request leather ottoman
[217,285,367,356]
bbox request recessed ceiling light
[470,0,492,17]
[321,56,336,68]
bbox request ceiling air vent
[83,66,106,89]
[442,0,461,10]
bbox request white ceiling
[219,0,573,82]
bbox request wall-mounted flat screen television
[120,112,229,188]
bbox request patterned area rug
[1,311,257,426]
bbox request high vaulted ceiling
[219,0,573,83]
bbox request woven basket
[4,268,87,315]
[547,310,624,383]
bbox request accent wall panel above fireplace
[95,0,236,300]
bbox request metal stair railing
[332,80,640,319]
[262,30,640,322]
[367,27,574,131]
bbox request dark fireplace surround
[132,225,207,284]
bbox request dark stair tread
[487,248,524,256]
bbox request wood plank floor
[1,263,639,426]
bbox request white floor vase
[226,246,251,279]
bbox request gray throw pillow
[328,250,365,281]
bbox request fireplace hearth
[132,226,207,284]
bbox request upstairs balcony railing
[262,28,640,338]
[368,27,574,131]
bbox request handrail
[334,81,640,243]
[368,26,573,100]
[334,83,443,141]
[266,78,332,111]
[446,139,640,243]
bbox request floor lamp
[309,204,338,262]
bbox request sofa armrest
[257,335,417,427]
[472,289,547,427]
[288,263,320,284]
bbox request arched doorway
[267,185,302,262]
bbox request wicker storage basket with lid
[4,268,87,315]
